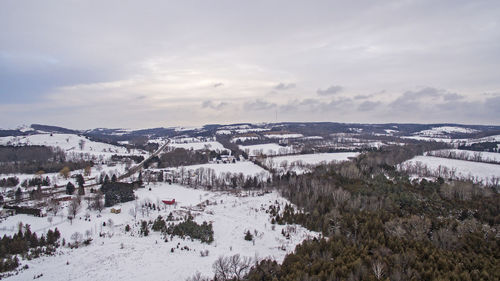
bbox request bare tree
[228,254,252,280]
[92,191,104,213]
[71,232,83,247]
[68,197,81,224]
[129,200,139,220]
[78,139,86,150]
[213,256,231,281]
[212,254,252,281]
[48,199,60,217]
[372,259,385,280]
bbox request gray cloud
[390,87,464,111]
[317,85,343,96]
[202,100,228,110]
[358,101,381,111]
[244,99,277,111]
[274,82,296,91]
[1,1,500,127]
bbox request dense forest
[0,145,92,174]
[243,145,500,281]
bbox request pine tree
[66,182,75,195]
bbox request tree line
[240,144,500,280]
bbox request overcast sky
[1,0,499,129]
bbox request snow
[173,126,204,132]
[414,126,478,137]
[0,134,145,159]
[384,129,398,134]
[300,136,323,140]
[0,184,317,281]
[169,141,229,152]
[467,134,500,145]
[264,152,359,174]
[400,156,500,185]
[264,133,303,139]
[215,130,232,135]
[230,136,259,143]
[235,128,270,134]
[239,143,297,156]
[179,161,270,178]
[426,149,500,163]
[400,136,469,143]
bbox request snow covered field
[426,149,500,163]
[179,161,270,178]
[230,136,259,143]
[264,133,303,139]
[0,134,145,159]
[0,184,317,281]
[239,143,297,156]
[264,152,359,174]
[400,156,500,185]
[169,141,228,152]
[414,126,478,137]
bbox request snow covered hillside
[169,140,228,153]
[426,149,500,163]
[264,152,360,174]
[176,161,270,179]
[400,156,500,185]
[414,126,478,137]
[0,184,317,281]
[0,134,145,159]
[239,143,297,156]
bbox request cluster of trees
[0,145,92,174]
[241,144,500,280]
[458,141,499,153]
[20,176,50,188]
[0,224,60,272]
[398,161,500,188]
[427,149,500,165]
[111,154,144,164]
[158,148,210,167]
[0,177,19,188]
[172,167,269,190]
[156,215,214,244]
[101,182,135,207]
[186,254,253,281]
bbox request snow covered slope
[0,133,145,159]
[1,184,317,281]
[264,152,359,174]
[400,156,500,185]
[169,140,228,152]
[239,143,297,156]
[179,161,270,178]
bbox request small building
[110,208,121,214]
[162,198,176,205]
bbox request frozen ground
[178,161,270,178]
[414,126,478,137]
[264,133,303,139]
[400,156,500,185]
[264,152,359,174]
[426,149,500,163]
[0,133,145,159]
[169,141,228,152]
[0,184,317,281]
[239,143,297,156]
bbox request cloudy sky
[1,0,499,129]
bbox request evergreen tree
[75,174,85,188]
[66,182,75,195]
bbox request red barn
[162,198,176,205]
